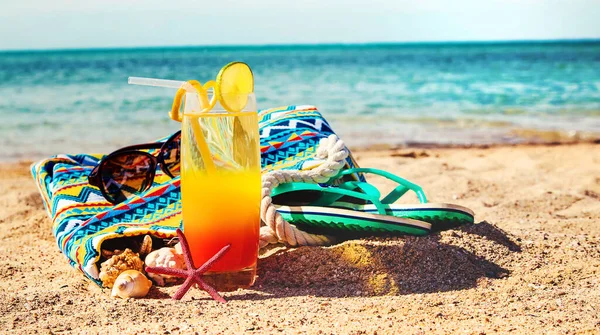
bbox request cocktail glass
[179,89,260,291]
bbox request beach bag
[31,105,361,285]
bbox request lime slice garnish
[216,62,254,113]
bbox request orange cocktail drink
[180,88,260,290]
[181,165,260,272]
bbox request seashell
[174,242,183,255]
[99,248,144,288]
[111,270,152,299]
[144,247,186,286]
[101,249,123,259]
[139,235,153,258]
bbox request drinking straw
[128,77,187,89]
[128,76,217,173]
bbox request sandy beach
[1,142,599,334]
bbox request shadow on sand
[235,221,519,300]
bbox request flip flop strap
[304,183,388,214]
[334,168,428,204]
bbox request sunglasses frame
[88,130,181,204]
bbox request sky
[0,0,599,50]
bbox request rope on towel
[259,134,349,248]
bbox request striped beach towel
[31,105,360,285]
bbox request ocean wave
[1,42,599,158]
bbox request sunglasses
[88,131,181,204]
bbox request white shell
[110,270,152,299]
[144,247,186,286]
[173,242,183,255]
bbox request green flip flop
[272,168,474,234]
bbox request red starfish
[145,228,230,303]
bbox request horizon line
[1,37,599,54]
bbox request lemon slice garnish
[216,62,254,113]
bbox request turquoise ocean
[1,40,599,161]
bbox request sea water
[1,41,599,161]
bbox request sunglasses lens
[100,153,154,204]
[161,133,181,177]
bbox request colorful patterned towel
[31,105,361,285]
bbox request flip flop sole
[275,205,432,236]
[332,202,475,231]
